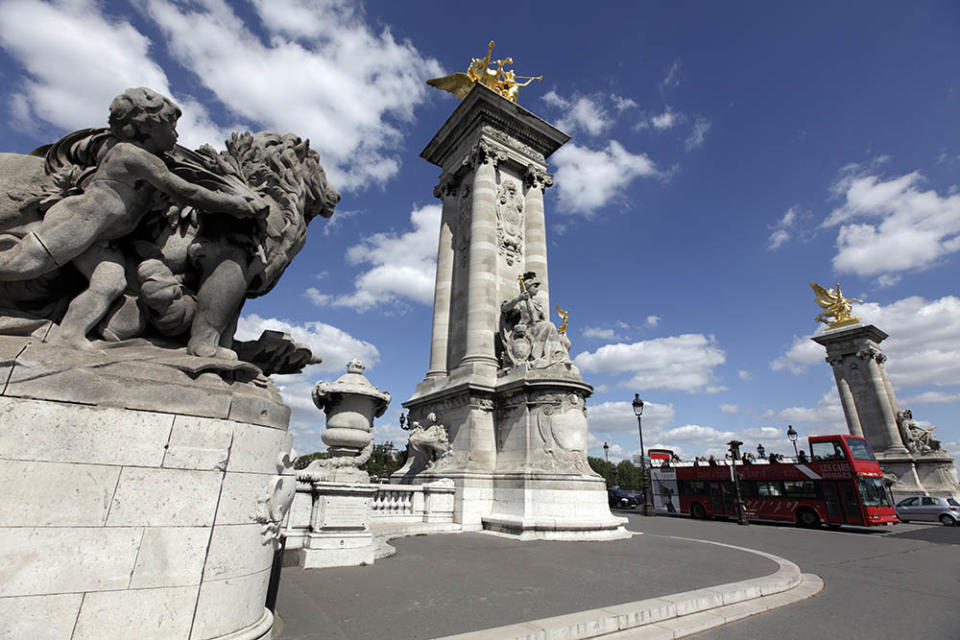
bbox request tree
[616,459,642,490]
[361,442,405,479]
[588,456,617,487]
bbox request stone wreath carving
[254,450,298,547]
[495,181,524,266]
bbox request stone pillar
[859,346,909,453]
[426,176,458,378]
[834,369,863,437]
[461,141,500,370]
[523,166,552,308]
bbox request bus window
[679,480,706,497]
[857,477,892,507]
[757,481,784,497]
[784,480,818,499]
[845,438,877,461]
[811,441,845,461]
[739,480,757,498]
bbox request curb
[428,537,823,640]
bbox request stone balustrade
[284,479,457,551]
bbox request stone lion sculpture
[0,87,339,374]
[394,412,452,479]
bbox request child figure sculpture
[0,87,266,350]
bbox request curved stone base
[881,452,960,501]
[0,336,292,639]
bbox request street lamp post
[603,441,609,463]
[727,439,748,526]
[787,425,799,458]
[632,394,655,517]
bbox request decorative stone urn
[298,358,390,484]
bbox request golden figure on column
[811,281,862,328]
[427,40,541,103]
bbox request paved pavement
[625,514,960,639]
[273,513,960,640]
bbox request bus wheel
[797,509,820,528]
[691,503,707,519]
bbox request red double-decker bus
[649,435,898,528]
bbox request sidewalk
[273,528,804,640]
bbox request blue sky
[2,1,959,465]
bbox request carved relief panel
[495,178,524,267]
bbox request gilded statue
[810,281,861,328]
[555,305,569,336]
[427,41,541,104]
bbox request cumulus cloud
[645,315,660,327]
[685,116,711,150]
[312,203,440,310]
[660,59,681,92]
[767,207,799,250]
[586,400,675,436]
[541,91,613,137]
[738,370,752,381]
[612,95,637,112]
[583,326,616,339]
[0,0,442,190]
[235,313,380,433]
[575,334,726,393]
[552,141,665,214]
[720,404,739,414]
[824,169,960,280]
[635,106,683,131]
[899,391,960,404]
[772,295,960,391]
[0,0,230,146]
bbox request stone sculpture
[0,87,339,374]
[499,271,576,372]
[394,412,452,478]
[810,281,862,329]
[897,409,942,454]
[298,358,391,483]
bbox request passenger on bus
[708,455,718,467]
[797,450,808,463]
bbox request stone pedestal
[0,335,295,640]
[401,86,627,540]
[299,482,377,568]
[813,324,960,500]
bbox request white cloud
[304,288,331,306]
[767,230,790,250]
[899,391,960,405]
[660,59,681,92]
[685,116,711,150]
[876,274,901,288]
[824,170,960,279]
[772,295,960,391]
[738,370,752,381]
[541,90,613,137]
[583,326,616,339]
[0,0,230,147]
[148,0,441,190]
[645,315,660,327]
[552,141,665,214]
[235,313,380,430]
[767,206,800,250]
[315,203,440,310]
[650,106,680,130]
[585,400,675,435]
[575,334,726,393]
[720,404,739,414]
[612,95,637,112]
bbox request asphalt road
[622,513,960,639]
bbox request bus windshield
[857,477,891,507]
[846,438,876,461]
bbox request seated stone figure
[499,271,576,373]
[393,412,452,479]
[0,88,339,374]
[0,88,266,350]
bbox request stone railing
[284,479,456,550]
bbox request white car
[895,495,960,526]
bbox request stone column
[461,141,501,369]
[426,175,459,378]
[523,166,552,308]
[829,356,863,437]
[876,353,902,424]
[860,347,909,453]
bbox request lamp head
[632,393,644,417]
[787,425,798,442]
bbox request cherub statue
[810,281,861,329]
[498,69,542,103]
[0,88,266,350]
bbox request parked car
[608,488,640,510]
[895,495,960,526]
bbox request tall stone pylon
[813,324,960,500]
[400,85,628,539]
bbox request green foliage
[588,456,645,489]
[360,442,406,480]
[588,456,617,487]
[293,450,329,470]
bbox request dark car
[608,487,640,509]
